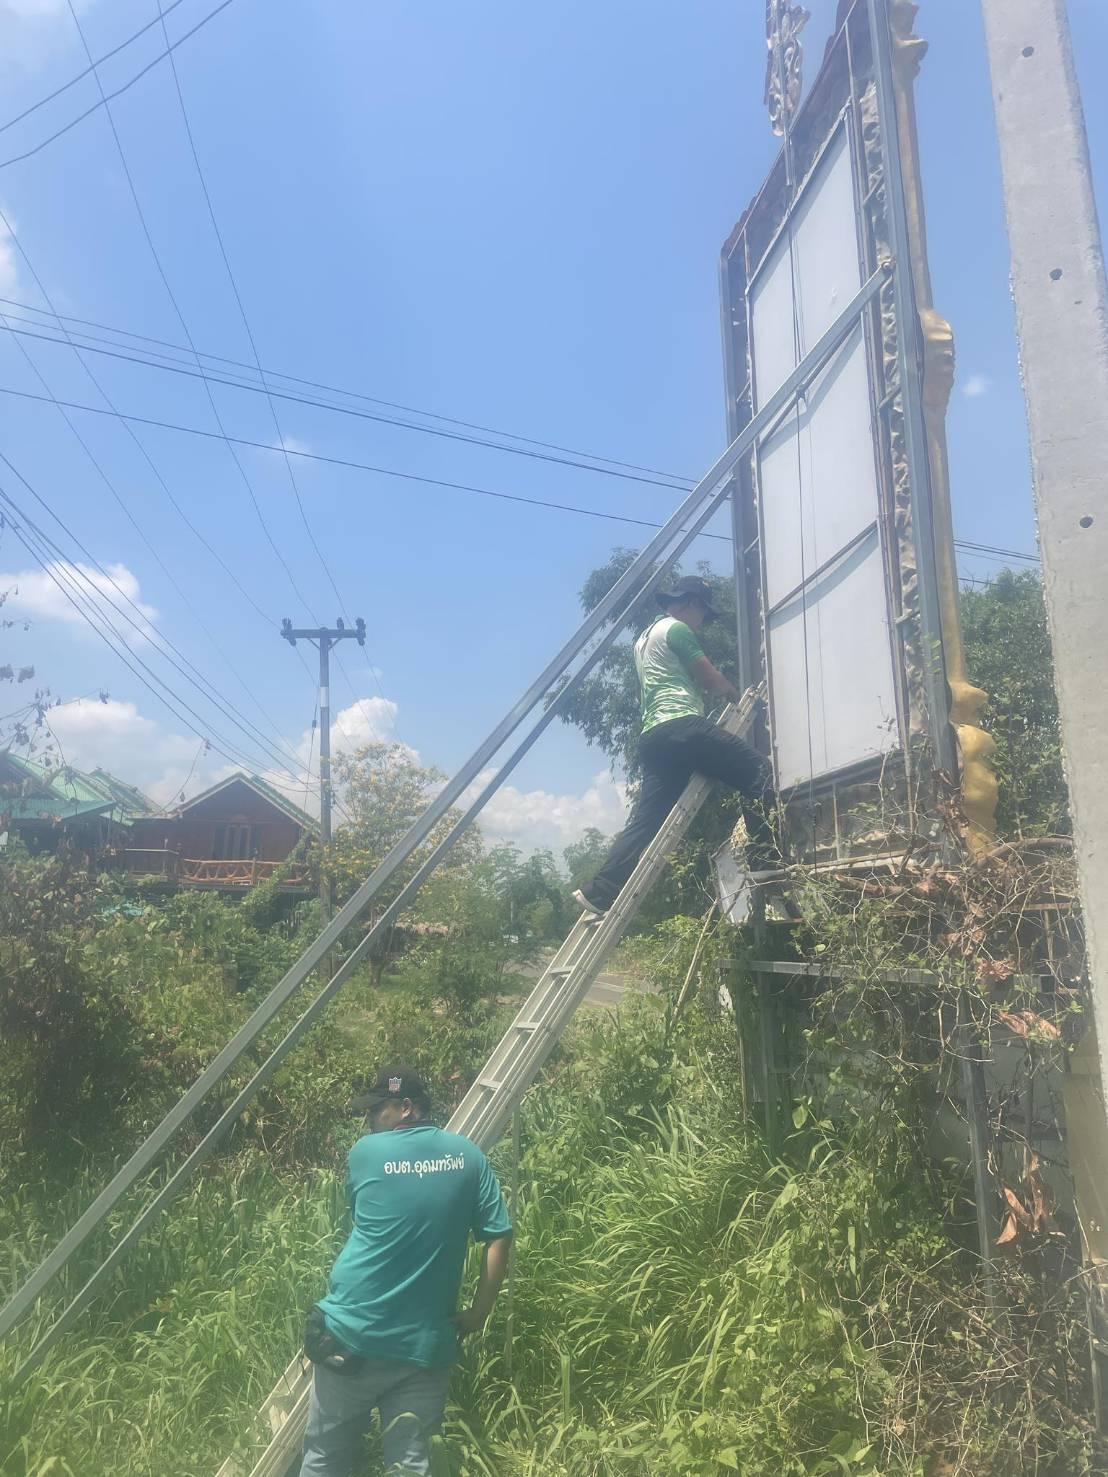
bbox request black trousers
[583,716,776,911]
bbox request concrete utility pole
[980,0,1108,1423]
[281,618,366,931]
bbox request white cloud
[329,696,401,754]
[0,209,20,297]
[279,435,312,456]
[962,374,991,399]
[0,561,157,639]
[45,696,201,805]
[0,0,96,69]
[464,766,628,856]
[249,695,407,820]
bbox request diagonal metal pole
[0,264,889,1359]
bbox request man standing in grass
[299,1064,513,1477]
[574,575,776,916]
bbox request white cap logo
[389,1076,402,1093]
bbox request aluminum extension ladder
[214,689,760,1477]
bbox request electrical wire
[149,1,389,731]
[0,218,333,770]
[53,0,357,743]
[1,498,261,775]
[155,0,357,635]
[0,213,348,822]
[0,0,239,171]
[0,467,331,790]
[0,315,1038,570]
[0,301,316,779]
[0,319,694,494]
[0,381,731,547]
[0,294,694,485]
[0,0,191,136]
[954,539,1039,566]
[63,0,320,622]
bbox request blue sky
[0,0,1104,854]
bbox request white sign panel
[748,128,899,789]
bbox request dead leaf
[999,1010,1062,1041]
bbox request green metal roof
[87,768,157,819]
[0,752,155,827]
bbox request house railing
[120,851,309,887]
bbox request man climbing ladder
[575,576,777,915]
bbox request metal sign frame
[720,0,956,864]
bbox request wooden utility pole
[980,0,1108,1425]
[281,617,366,934]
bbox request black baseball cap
[350,1063,431,1113]
[657,575,719,621]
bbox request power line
[0,498,263,776]
[65,7,387,757]
[57,0,360,753]
[155,0,355,630]
[0,370,1036,581]
[63,0,320,621]
[0,205,320,771]
[0,319,693,494]
[0,463,329,788]
[0,0,191,136]
[150,2,389,728]
[0,316,1045,570]
[0,305,312,775]
[0,0,239,171]
[0,295,694,485]
[954,538,1040,565]
[0,381,732,545]
[2,513,345,810]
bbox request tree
[960,570,1070,838]
[563,827,610,891]
[328,742,482,903]
[327,741,483,979]
[0,843,139,1165]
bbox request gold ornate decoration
[888,0,998,851]
[764,0,811,137]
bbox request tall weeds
[1,997,1096,1475]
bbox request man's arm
[689,654,740,705]
[452,1232,513,1336]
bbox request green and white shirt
[634,616,707,734]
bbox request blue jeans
[298,1360,451,1477]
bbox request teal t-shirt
[318,1123,512,1368]
[633,616,707,733]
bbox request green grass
[1,1160,341,1477]
[0,1002,1094,1477]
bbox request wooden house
[126,772,316,890]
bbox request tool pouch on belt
[304,1305,368,1377]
